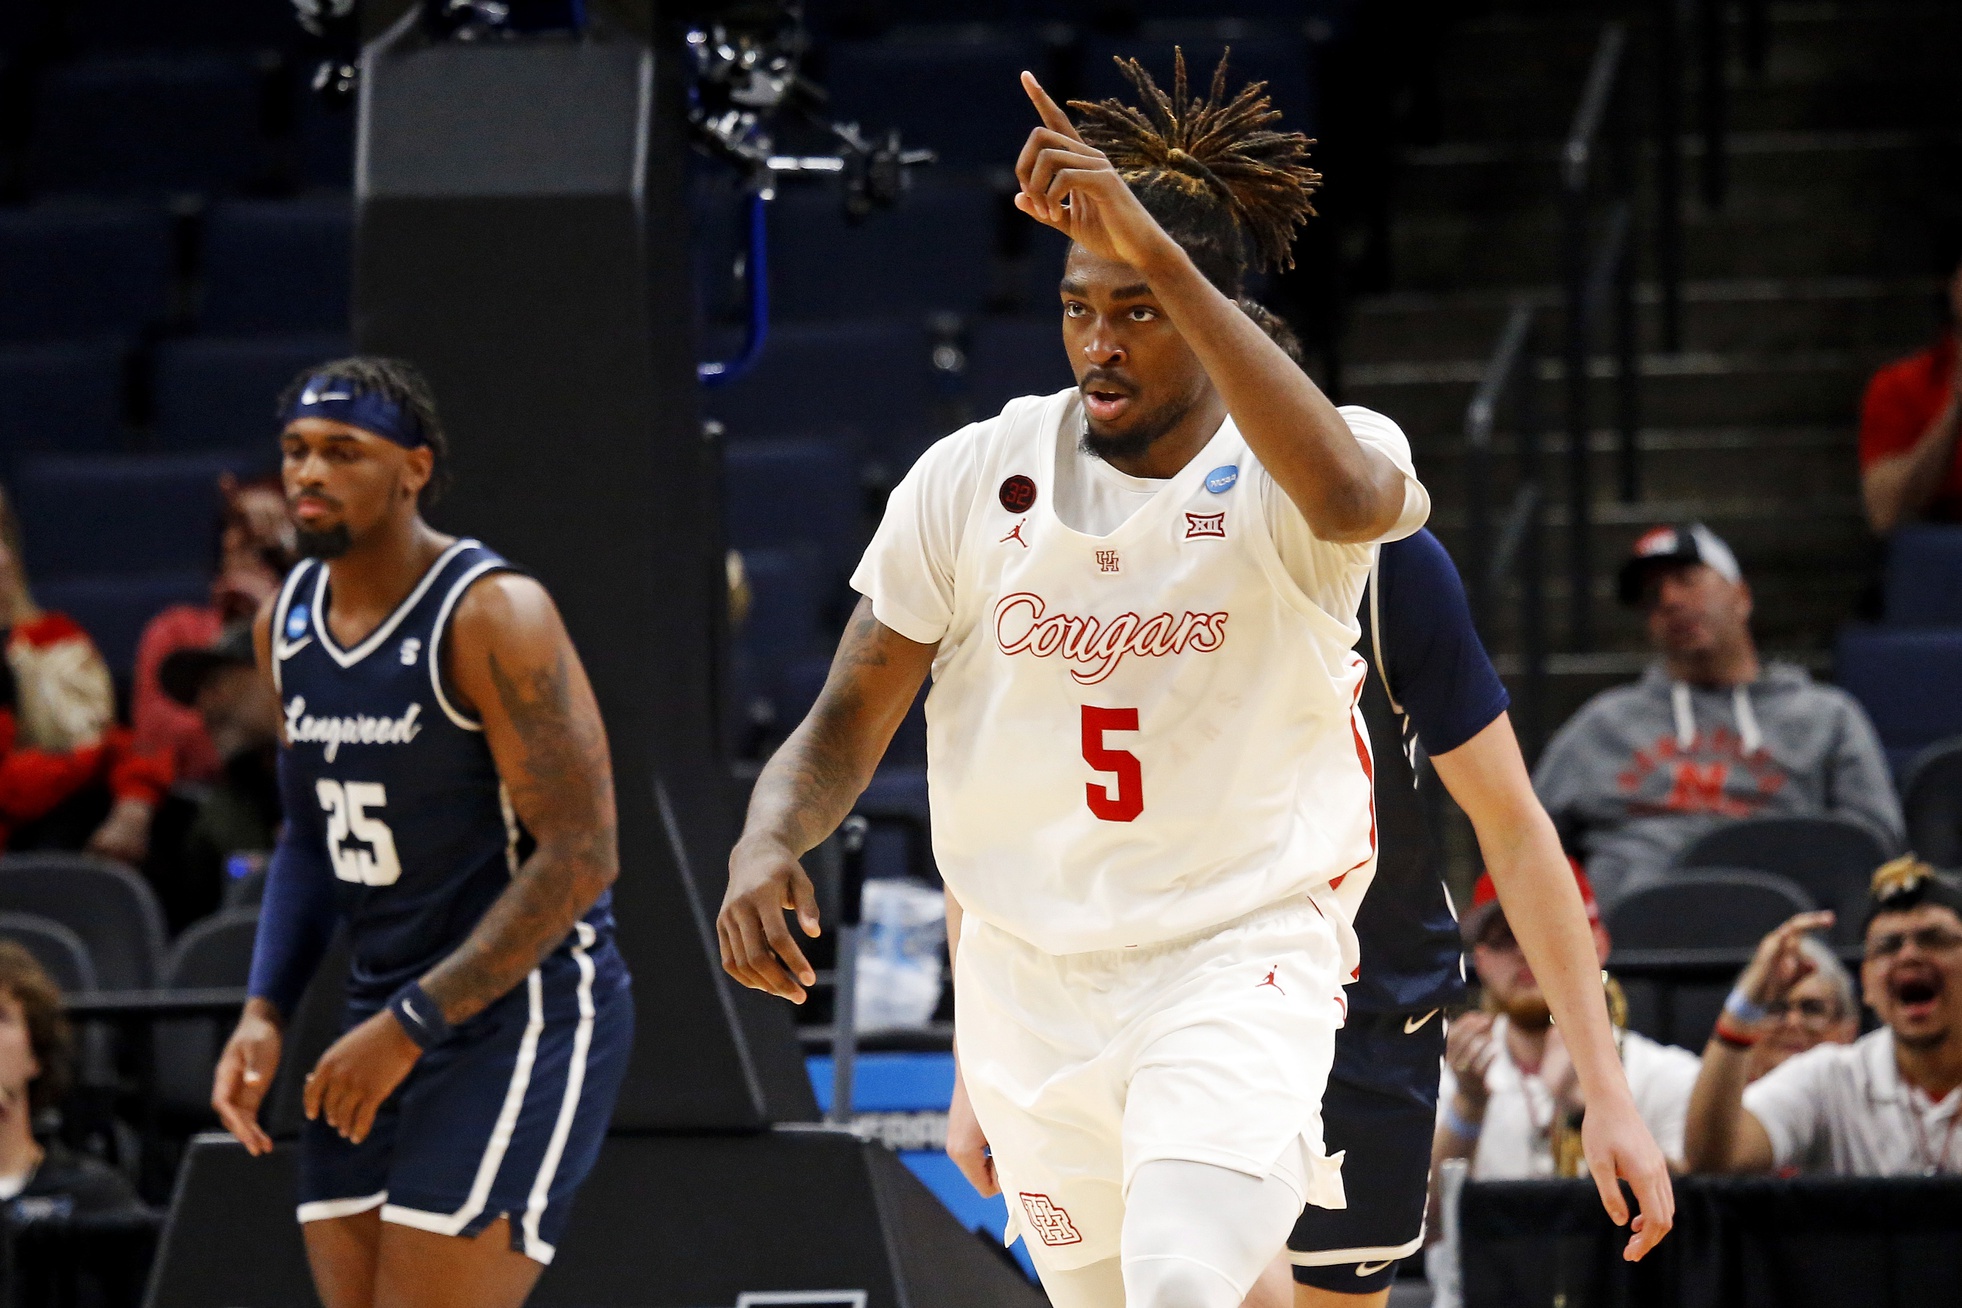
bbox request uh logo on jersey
[994,591,1228,686]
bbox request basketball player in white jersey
[723,55,1662,1307]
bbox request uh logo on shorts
[1020,1192,1083,1246]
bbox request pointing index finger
[1021,71,1083,143]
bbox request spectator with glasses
[1684,858,1962,1175]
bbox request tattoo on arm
[744,600,922,857]
[420,634,618,1026]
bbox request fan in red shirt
[1859,256,1962,533]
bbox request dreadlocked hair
[1069,47,1321,295]
[277,355,451,507]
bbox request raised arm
[1012,73,1407,542]
[719,597,937,1004]
[1432,714,1676,1261]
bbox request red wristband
[1712,1013,1759,1049]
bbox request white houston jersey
[871,389,1387,956]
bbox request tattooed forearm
[421,636,618,1026]
[741,598,928,857]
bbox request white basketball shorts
[954,895,1350,1272]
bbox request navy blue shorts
[1290,1007,1444,1293]
[298,929,632,1266]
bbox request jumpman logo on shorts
[1000,519,1029,548]
[1256,965,1284,995]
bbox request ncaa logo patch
[286,606,310,639]
[1019,1193,1083,1246]
[1204,464,1239,494]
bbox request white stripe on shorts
[1289,1227,1425,1268]
[379,967,545,1237]
[297,1190,387,1223]
[519,921,598,1264]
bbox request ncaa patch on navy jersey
[287,605,310,639]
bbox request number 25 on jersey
[317,779,403,885]
[1082,706,1143,822]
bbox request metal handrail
[1463,300,1548,758]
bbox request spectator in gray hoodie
[1533,524,1903,907]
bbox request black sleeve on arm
[1378,529,1511,757]
[245,752,340,1020]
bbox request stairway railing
[1561,20,1642,653]
[1464,300,1548,757]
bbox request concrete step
[1397,130,1934,215]
[1347,348,1883,443]
[1346,277,1940,362]
[1389,196,1937,288]
[1436,4,1962,139]
[1411,425,1863,510]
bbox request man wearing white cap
[1531,522,1902,907]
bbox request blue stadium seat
[28,54,266,196]
[37,571,210,679]
[768,177,996,320]
[737,544,830,666]
[1884,525,1962,627]
[724,438,861,566]
[63,0,297,52]
[1835,625,1962,776]
[704,320,935,455]
[967,316,1072,417]
[153,333,350,451]
[1080,30,1318,138]
[199,198,352,333]
[13,451,263,579]
[823,33,1045,168]
[0,342,126,470]
[298,93,356,191]
[0,205,173,341]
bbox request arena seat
[768,177,997,320]
[0,911,99,995]
[705,320,936,454]
[199,199,353,333]
[738,544,831,667]
[1675,815,1890,943]
[1608,868,1815,1049]
[967,316,1072,417]
[37,571,210,680]
[154,908,258,1119]
[1081,29,1318,138]
[1883,525,1962,627]
[28,54,267,196]
[0,341,126,471]
[725,438,862,569]
[0,855,167,990]
[0,204,172,341]
[153,333,350,451]
[1835,624,1962,776]
[62,0,297,52]
[13,452,260,579]
[1902,737,1962,868]
[823,32,1047,168]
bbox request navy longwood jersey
[1347,530,1510,1015]
[271,539,614,1004]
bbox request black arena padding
[146,1134,1048,1308]
[1460,1176,1962,1308]
[351,18,811,1130]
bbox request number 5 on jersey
[1082,706,1143,822]
[317,779,403,885]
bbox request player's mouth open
[1084,389,1132,422]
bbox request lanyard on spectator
[1907,1088,1962,1175]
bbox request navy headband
[283,374,426,448]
